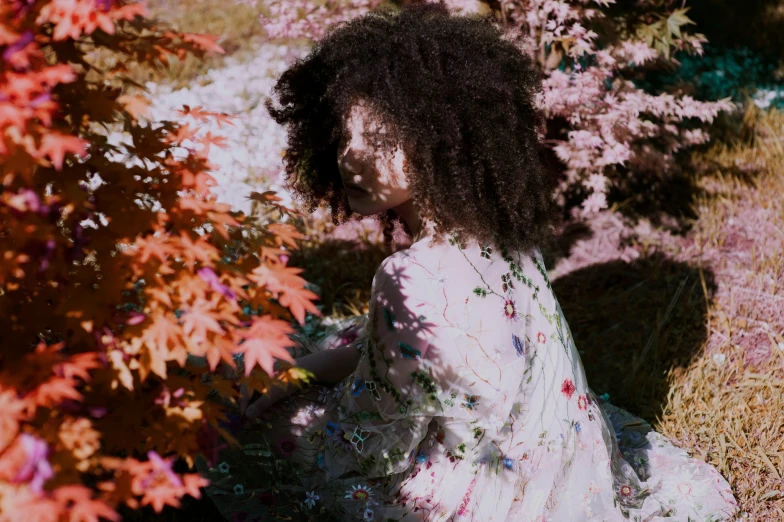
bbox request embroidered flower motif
[501,273,514,292]
[304,490,319,509]
[513,334,526,357]
[350,427,372,453]
[351,378,367,397]
[278,437,297,457]
[345,484,373,500]
[620,485,632,496]
[365,380,381,401]
[325,421,339,437]
[461,394,479,410]
[537,331,547,344]
[363,507,375,520]
[316,451,325,469]
[577,395,588,411]
[575,421,582,433]
[561,379,576,399]
[480,245,493,259]
[398,341,421,359]
[233,484,244,496]
[218,461,230,474]
[589,481,602,495]
[503,457,514,470]
[503,299,517,319]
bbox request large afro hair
[265,2,560,255]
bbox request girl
[201,4,738,521]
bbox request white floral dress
[201,228,739,522]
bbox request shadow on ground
[551,252,718,423]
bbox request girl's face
[336,101,411,216]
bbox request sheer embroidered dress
[201,227,739,522]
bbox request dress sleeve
[330,253,451,478]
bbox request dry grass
[655,107,784,520]
[119,0,273,88]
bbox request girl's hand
[241,382,293,423]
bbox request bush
[0,0,320,519]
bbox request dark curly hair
[265,2,559,255]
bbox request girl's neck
[393,198,422,239]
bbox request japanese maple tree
[0,0,319,519]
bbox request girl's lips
[344,183,369,197]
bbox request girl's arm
[242,345,361,419]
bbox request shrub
[0,0,319,519]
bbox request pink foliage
[498,0,732,215]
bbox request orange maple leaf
[202,336,238,372]
[37,132,88,171]
[176,106,236,128]
[117,94,151,121]
[181,298,225,341]
[181,33,225,55]
[250,261,321,324]
[277,283,321,326]
[53,485,120,522]
[32,376,83,407]
[239,316,296,376]
[266,223,305,249]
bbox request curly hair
[265,2,559,255]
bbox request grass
[122,0,273,88]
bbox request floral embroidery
[365,380,381,401]
[304,490,319,509]
[501,273,514,292]
[480,245,493,259]
[537,331,547,344]
[503,457,514,470]
[218,461,229,474]
[575,421,582,433]
[398,341,421,359]
[346,484,373,501]
[457,477,477,516]
[233,484,244,496]
[351,378,367,397]
[620,485,633,496]
[561,379,576,399]
[513,333,526,357]
[363,507,375,520]
[278,437,297,456]
[351,427,372,453]
[461,394,479,410]
[503,299,517,319]
[577,395,588,410]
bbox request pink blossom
[13,433,54,494]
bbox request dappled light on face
[336,102,410,216]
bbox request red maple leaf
[181,33,225,55]
[36,132,88,171]
[250,262,321,325]
[239,316,295,376]
[53,485,120,522]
